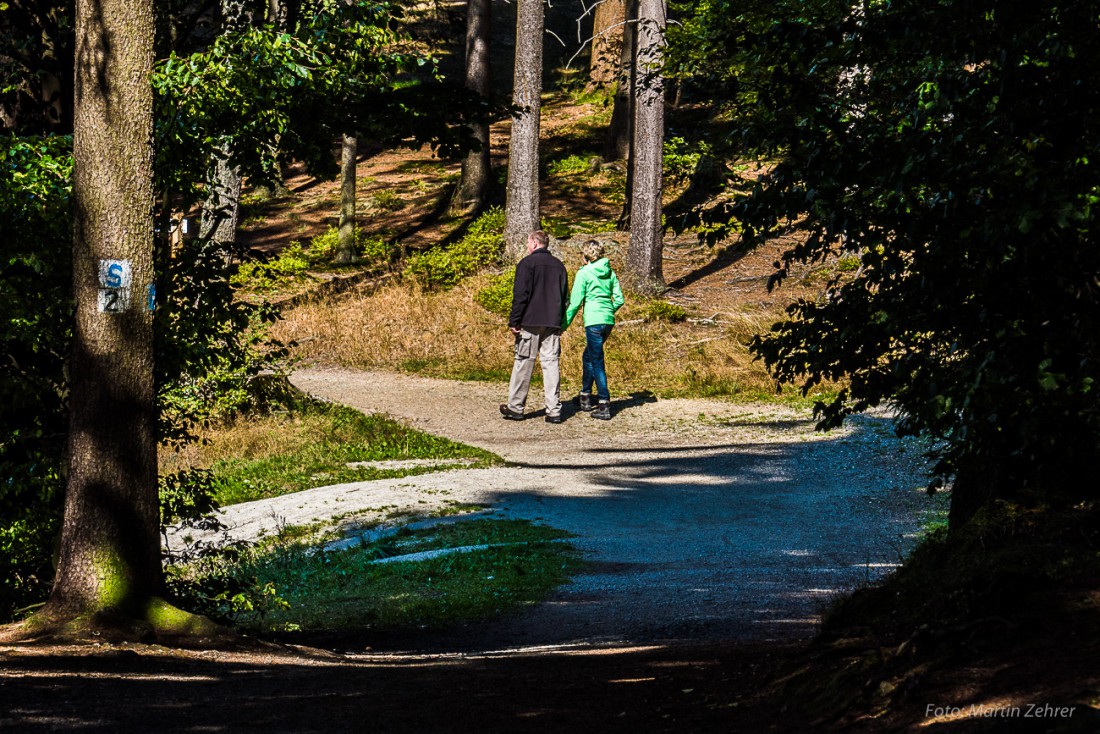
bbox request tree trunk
[335,134,358,264]
[199,138,242,251]
[197,0,254,251]
[21,0,224,642]
[451,0,493,216]
[49,0,160,620]
[625,0,665,294]
[589,0,626,90]
[503,0,544,262]
[603,0,636,162]
[267,0,288,27]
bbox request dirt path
[0,370,937,734]
[204,367,931,651]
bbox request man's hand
[510,326,522,335]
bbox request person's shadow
[547,390,658,420]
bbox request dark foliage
[0,135,71,617]
[678,1,1100,526]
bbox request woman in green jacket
[562,240,625,420]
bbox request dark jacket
[509,247,568,330]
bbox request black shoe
[499,404,524,420]
[591,402,611,420]
[575,393,595,411]
[545,414,563,424]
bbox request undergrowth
[760,502,1100,729]
[403,206,505,289]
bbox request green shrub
[404,206,504,289]
[474,268,515,316]
[638,300,688,322]
[307,226,394,268]
[547,153,594,176]
[230,242,311,291]
[836,254,861,272]
[664,136,707,183]
[371,189,404,212]
[466,205,505,235]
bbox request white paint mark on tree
[97,259,132,312]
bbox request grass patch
[234,518,582,633]
[161,399,501,507]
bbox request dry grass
[160,410,340,476]
[275,268,817,402]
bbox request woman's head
[582,239,605,263]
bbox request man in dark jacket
[500,231,568,423]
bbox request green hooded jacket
[562,258,625,329]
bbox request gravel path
[202,367,932,650]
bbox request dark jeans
[582,324,614,402]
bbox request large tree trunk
[625,0,666,294]
[335,134,358,264]
[603,0,636,162]
[19,0,222,642]
[451,0,493,215]
[503,0,544,262]
[49,0,160,620]
[589,0,626,90]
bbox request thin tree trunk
[335,134,358,264]
[451,0,493,215]
[49,0,161,618]
[198,0,252,251]
[626,0,666,294]
[589,0,626,90]
[604,0,636,161]
[503,0,544,262]
[199,138,242,250]
[267,0,288,27]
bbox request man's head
[526,230,550,254]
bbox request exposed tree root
[0,597,247,649]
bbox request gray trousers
[506,327,561,417]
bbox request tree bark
[451,0,493,216]
[603,0,636,162]
[20,0,225,643]
[589,0,626,90]
[50,0,160,618]
[335,134,358,264]
[199,138,242,251]
[625,0,666,294]
[503,0,544,262]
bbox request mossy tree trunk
[503,0,544,262]
[625,0,666,294]
[29,0,220,642]
[451,0,493,216]
[335,133,358,264]
[49,0,160,619]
